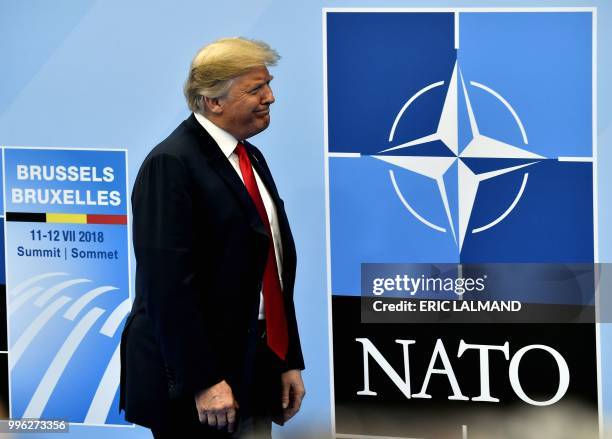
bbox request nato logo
[325,9,595,294]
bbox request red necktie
[235,142,288,360]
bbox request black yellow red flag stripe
[5,212,127,225]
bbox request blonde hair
[184,37,280,113]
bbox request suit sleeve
[284,293,305,371]
[132,152,224,396]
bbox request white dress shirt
[194,112,283,320]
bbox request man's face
[217,66,275,140]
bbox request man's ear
[203,96,223,115]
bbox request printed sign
[3,147,130,425]
[325,8,598,438]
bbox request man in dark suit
[119,37,305,438]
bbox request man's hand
[280,369,305,423]
[194,380,239,433]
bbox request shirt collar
[194,112,239,158]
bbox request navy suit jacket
[119,113,303,429]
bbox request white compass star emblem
[373,61,545,250]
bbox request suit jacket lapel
[244,141,297,289]
[185,115,297,294]
[183,114,268,239]
[244,142,280,202]
[244,142,290,241]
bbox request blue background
[458,12,593,156]
[327,12,456,154]
[1,1,612,438]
